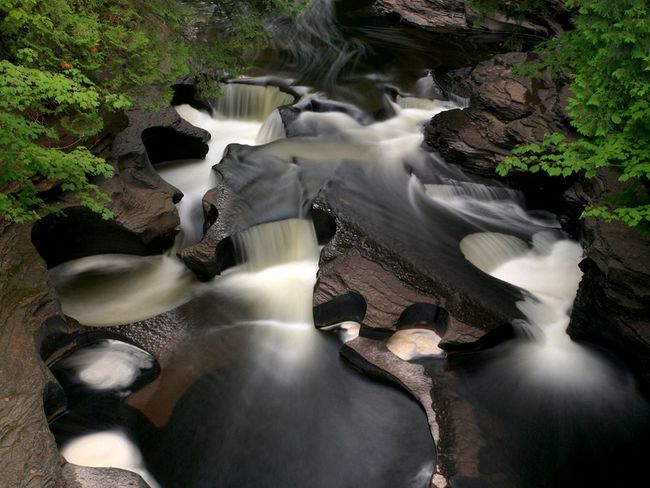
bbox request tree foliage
[0,0,299,223]
[493,0,650,227]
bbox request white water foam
[61,430,159,488]
[258,96,456,169]
[50,251,201,327]
[216,219,320,325]
[162,84,295,245]
[459,231,623,389]
[60,340,153,391]
[320,321,361,343]
[165,104,264,245]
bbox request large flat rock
[312,160,529,347]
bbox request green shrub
[0,0,298,223]
[495,0,650,226]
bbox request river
[47,1,650,487]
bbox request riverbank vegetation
[0,0,298,223]
[475,0,650,227]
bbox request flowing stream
[48,2,650,487]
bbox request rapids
[47,1,650,488]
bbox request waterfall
[256,109,286,144]
[458,230,627,389]
[214,219,320,325]
[234,218,319,272]
[212,83,294,121]
[163,87,283,245]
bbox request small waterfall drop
[256,108,286,144]
[234,218,319,272]
[160,82,294,245]
[212,83,294,121]
[215,219,319,326]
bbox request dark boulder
[104,105,211,247]
[424,52,575,210]
[179,143,335,280]
[566,171,650,390]
[32,106,211,267]
[312,160,528,347]
[112,106,210,165]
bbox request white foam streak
[459,231,614,388]
[274,98,454,167]
[60,340,153,391]
[61,431,159,488]
[50,253,201,327]
[214,260,318,326]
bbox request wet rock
[424,52,574,209]
[0,221,67,487]
[566,171,650,390]
[342,336,447,487]
[341,335,500,487]
[111,106,210,165]
[179,144,334,280]
[372,0,567,36]
[374,0,468,32]
[312,160,526,347]
[32,106,211,267]
[103,106,210,250]
[61,463,151,488]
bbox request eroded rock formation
[425,52,571,175]
[0,222,67,487]
[424,51,576,211]
[566,172,650,390]
[179,143,334,280]
[312,160,526,347]
[372,0,567,36]
[31,106,210,267]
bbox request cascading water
[47,1,650,487]
[159,84,294,246]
